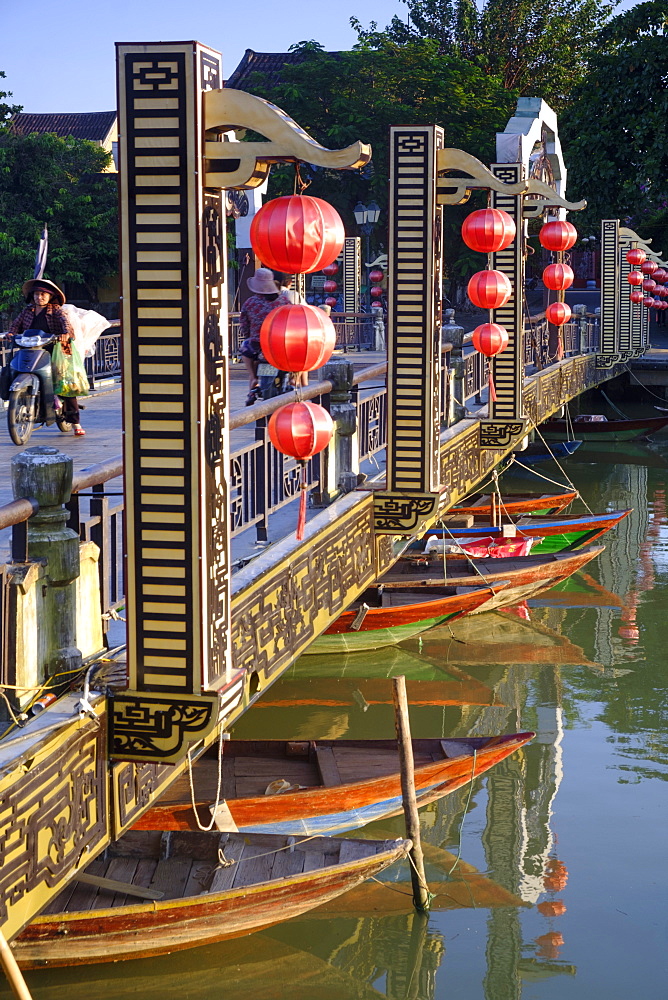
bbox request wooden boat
[452,488,577,518]
[567,440,668,469]
[12,830,410,968]
[378,545,604,614]
[541,413,668,442]
[306,582,502,654]
[515,439,582,463]
[132,733,533,835]
[420,508,631,555]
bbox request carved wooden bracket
[522,178,586,218]
[436,148,528,204]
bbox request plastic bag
[52,341,90,397]
[61,304,110,358]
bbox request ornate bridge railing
[228,311,379,357]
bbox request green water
[10,445,668,999]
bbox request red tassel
[488,370,497,403]
[296,462,307,540]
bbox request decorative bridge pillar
[597,219,622,368]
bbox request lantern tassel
[488,370,497,403]
[296,463,308,541]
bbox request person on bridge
[239,268,290,404]
[8,279,85,435]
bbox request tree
[0,131,118,312]
[377,0,616,109]
[0,70,21,131]
[561,2,668,250]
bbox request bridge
[0,39,660,942]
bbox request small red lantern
[467,270,512,310]
[627,270,644,286]
[250,195,345,274]
[653,297,662,309]
[542,263,574,292]
[642,278,657,293]
[322,279,338,295]
[321,262,339,277]
[630,289,644,304]
[325,297,338,308]
[462,209,516,254]
[659,285,668,298]
[626,247,646,267]
[371,300,383,309]
[641,259,658,275]
[369,268,384,283]
[653,268,667,284]
[268,401,334,540]
[260,304,336,374]
[643,296,654,308]
[370,285,383,299]
[537,900,567,918]
[539,220,577,252]
[546,301,572,326]
[472,322,508,403]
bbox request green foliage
[376,0,616,108]
[0,70,21,130]
[561,2,668,251]
[0,131,118,309]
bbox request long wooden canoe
[421,508,631,555]
[307,582,502,654]
[379,545,604,614]
[541,413,668,441]
[515,440,582,463]
[132,733,533,835]
[452,489,577,518]
[12,831,410,968]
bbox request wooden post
[392,675,430,912]
[0,930,33,1000]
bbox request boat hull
[541,414,668,441]
[453,490,577,518]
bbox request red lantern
[659,286,668,298]
[322,279,338,295]
[467,270,512,310]
[325,297,338,308]
[642,278,657,293]
[643,296,654,308]
[462,209,516,254]
[546,301,572,326]
[260,304,336,374]
[371,300,383,309]
[539,220,577,252]
[369,268,384,283]
[542,263,574,292]
[653,268,667,284]
[626,247,646,267]
[370,285,383,299]
[630,289,644,304]
[654,297,662,309]
[250,195,345,274]
[537,900,567,918]
[321,262,339,277]
[627,270,644,286]
[472,323,508,403]
[641,259,658,275]
[268,401,334,540]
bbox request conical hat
[22,279,66,306]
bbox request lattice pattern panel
[386,126,443,494]
[598,219,620,365]
[343,237,361,313]
[618,236,633,355]
[117,42,230,698]
[490,164,525,421]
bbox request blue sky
[1,0,640,114]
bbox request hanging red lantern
[250,195,345,274]
[321,262,339,277]
[268,401,334,540]
[472,323,508,403]
[369,268,384,284]
[542,263,574,292]
[370,300,383,309]
[626,247,646,267]
[641,259,658,275]
[643,296,655,308]
[659,285,668,298]
[653,268,667,284]
[325,297,338,308]
[322,279,338,295]
[653,297,662,309]
[630,289,644,304]
[642,278,657,293]
[467,270,512,309]
[462,209,516,254]
[627,270,644,286]
[539,220,578,252]
[370,285,383,299]
[260,304,336,374]
[546,302,572,326]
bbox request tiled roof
[11,111,116,142]
[225,49,336,90]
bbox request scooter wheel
[8,387,36,446]
[56,415,73,434]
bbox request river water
[9,441,668,999]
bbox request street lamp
[353,201,381,310]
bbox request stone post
[443,311,467,422]
[313,359,359,504]
[11,447,82,677]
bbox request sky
[1,0,642,115]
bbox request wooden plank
[81,868,163,905]
[270,846,306,880]
[62,858,107,913]
[222,756,236,800]
[232,842,275,889]
[441,740,469,759]
[208,837,247,893]
[301,851,326,872]
[149,857,194,900]
[338,840,373,864]
[314,746,342,787]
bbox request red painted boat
[132,733,533,835]
[452,489,577,518]
[12,831,410,968]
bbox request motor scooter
[256,359,291,401]
[4,330,71,445]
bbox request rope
[435,518,504,589]
[445,749,477,876]
[187,730,226,832]
[531,424,594,515]
[625,364,668,403]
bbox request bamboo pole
[392,675,430,912]
[0,930,33,1000]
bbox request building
[10,111,118,171]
